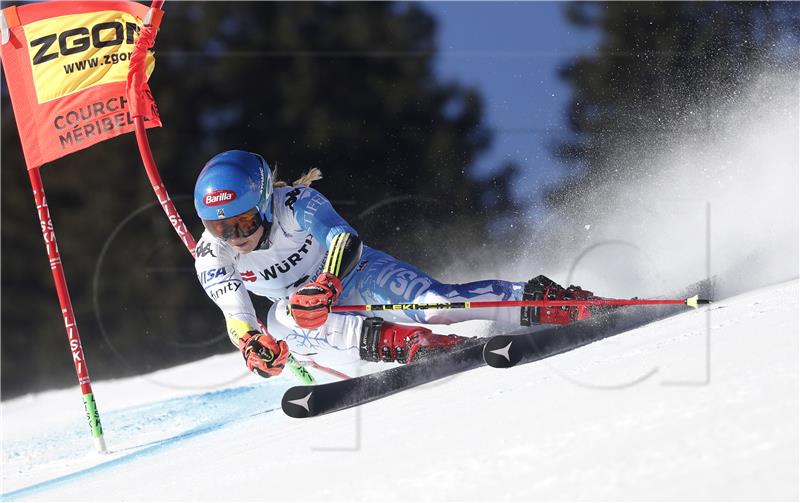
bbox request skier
[193,150,595,378]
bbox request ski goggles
[202,208,264,241]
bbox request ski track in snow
[2,280,798,500]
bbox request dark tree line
[551,2,800,210]
[4,2,797,398]
[1,2,521,397]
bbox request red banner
[0,1,162,170]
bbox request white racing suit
[194,185,524,366]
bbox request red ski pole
[332,295,711,313]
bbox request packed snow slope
[2,279,797,500]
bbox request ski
[281,339,487,418]
[282,278,713,418]
[483,278,714,368]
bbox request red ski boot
[359,317,468,363]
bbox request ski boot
[520,275,596,326]
[359,317,469,364]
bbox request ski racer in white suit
[194,150,595,378]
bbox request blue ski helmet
[194,150,273,223]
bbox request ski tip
[281,387,315,418]
[482,335,522,368]
[685,295,712,308]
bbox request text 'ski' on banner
[0,1,162,169]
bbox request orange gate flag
[0,1,162,170]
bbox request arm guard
[322,232,363,279]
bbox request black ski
[281,340,486,418]
[483,278,714,368]
[282,278,713,418]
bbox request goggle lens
[203,208,263,241]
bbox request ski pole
[289,356,352,381]
[332,295,711,313]
[285,355,315,384]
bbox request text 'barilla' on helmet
[194,150,273,241]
